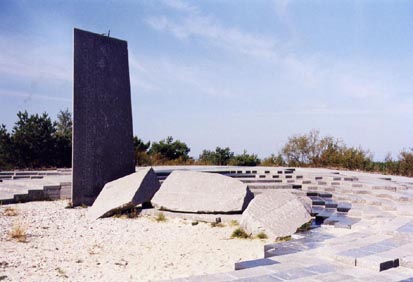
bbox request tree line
[0,110,412,177]
[0,110,72,170]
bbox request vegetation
[55,267,69,279]
[229,150,260,166]
[278,129,413,176]
[276,235,292,242]
[133,136,151,166]
[9,222,27,242]
[112,207,139,219]
[281,130,372,170]
[211,222,224,228]
[261,154,285,166]
[296,220,312,233]
[231,227,250,239]
[3,207,18,216]
[1,109,412,177]
[256,232,268,239]
[155,212,166,222]
[149,136,191,164]
[198,147,234,165]
[0,110,72,169]
[229,220,239,226]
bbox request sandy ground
[0,201,269,282]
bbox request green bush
[256,232,268,239]
[231,228,250,239]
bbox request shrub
[198,147,234,165]
[229,150,260,166]
[9,222,27,242]
[156,212,166,222]
[231,228,250,239]
[256,232,268,239]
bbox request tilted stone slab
[88,167,160,219]
[241,190,311,239]
[151,170,253,213]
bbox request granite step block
[235,258,279,270]
[318,192,332,198]
[184,272,236,282]
[324,199,338,208]
[315,208,336,223]
[323,214,360,229]
[310,206,324,216]
[337,202,352,212]
[232,275,284,282]
[264,232,333,258]
[13,193,29,203]
[357,254,400,272]
[309,196,325,206]
[271,268,317,280]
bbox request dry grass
[88,244,103,255]
[56,267,69,278]
[155,212,166,222]
[112,207,139,219]
[3,207,18,216]
[127,208,139,219]
[211,222,225,228]
[9,222,27,242]
[276,235,292,242]
[229,220,239,226]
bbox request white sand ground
[0,201,269,282]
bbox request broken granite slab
[241,190,311,239]
[151,170,253,213]
[88,167,160,219]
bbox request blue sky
[0,0,412,160]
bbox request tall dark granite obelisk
[72,28,135,206]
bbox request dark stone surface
[72,28,135,206]
[380,260,394,271]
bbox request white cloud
[0,35,71,82]
[162,0,199,14]
[146,1,397,100]
[0,89,70,102]
[129,52,240,99]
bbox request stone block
[240,190,311,239]
[88,167,160,219]
[356,254,399,272]
[72,28,135,206]
[152,170,253,213]
[235,258,279,270]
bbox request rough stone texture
[241,190,311,239]
[88,167,160,219]
[72,28,135,206]
[152,170,253,213]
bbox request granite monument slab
[72,28,135,206]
